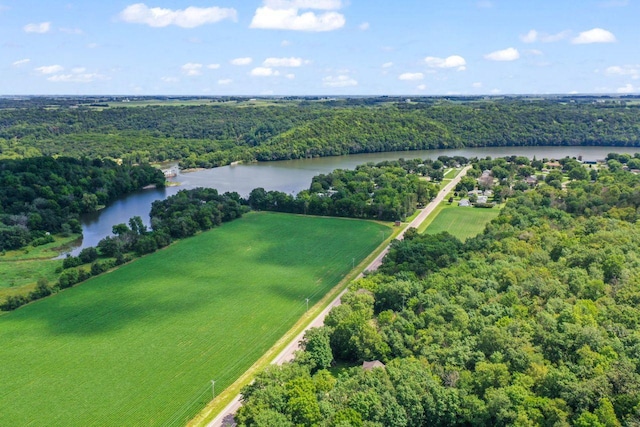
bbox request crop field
[0,212,390,426]
[422,204,501,241]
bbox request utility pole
[211,380,215,400]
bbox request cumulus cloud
[382,62,393,68]
[250,67,280,76]
[484,47,520,61]
[24,22,51,33]
[285,73,295,79]
[47,72,107,83]
[230,57,253,66]
[417,84,427,90]
[35,65,64,74]
[218,78,233,85]
[572,28,616,44]
[250,0,345,31]
[359,22,370,31]
[12,58,30,67]
[60,27,84,35]
[322,75,357,87]
[472,82,483,88]
[520,29,570,43]
[182,62,203,76]
[424,55,466,70]
[398,72,424,81]
[617,83,636,94]
[119,3,237,28]
[605,65,640,79]
[207,64,221,70]
[263,57,307,67]
[161,76,179,83]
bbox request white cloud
[382,62,393,68]
[87,43,99,49]
[71,67,86,73]
[322,75,357,87]
[263,57,307,67]
[250,67,280,76]
[35,65,64,74]
[250,0,345,32]
[399,72,424,81]
[119,3,237,28]
[472,82,483,88]
[424,55,466,70]
[182,62,203,76]
[484,47,520,61]
[417,84,427,90]
[527,49,543,56]
[230,57,253,66]
[12,58,30,67]
[281,39,292,46]
[218,78,233,85]
[161,76,179,83]
[520,29,570,43]
[47,73,108,83]
[359,22,370,31]
[605,65,640,79]
[207,63,221,69]
[617,83,636,94]
[24,22,51,33]
[572,28,616,44]
[60,27,84,35]
[285,73,295,79]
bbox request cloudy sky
[1,0,639,95]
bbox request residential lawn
[0,212,390,426]
[421,204,501,241]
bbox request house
[362,360,386,371]
[459,199,471,207]
[524,175,538,186]
[477,196,488,204]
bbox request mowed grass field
[0,212,390,426]
[423,204,501,241]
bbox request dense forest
[2,99,640,168]
[236,163,640,426]
[0,156,164,251]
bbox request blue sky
[1,0,639,95]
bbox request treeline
[3,101,640,167]
[0,156,164,251]
[237,163,640,426]
[1,188,248,311]
[248,158,447,221]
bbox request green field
[0,212,390,426]
[422,204,501,241]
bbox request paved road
[206,165,472,427]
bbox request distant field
[0,212,390,426]
[422,204,501,240]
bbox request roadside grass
[0,234,80,297]
[444,167,461,179]
[420,203,502,240]
[0,212,390,426]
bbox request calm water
[66,146,640,255]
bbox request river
[66,146,640,255]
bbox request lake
[67,146,640,255]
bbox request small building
[394,220,401,226]
[459,199,471,207]
[477,196,488,204]
[362,360,386,371]
[524,176,538,186]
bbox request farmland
[421,204,501,241]
[0,212,390,426]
